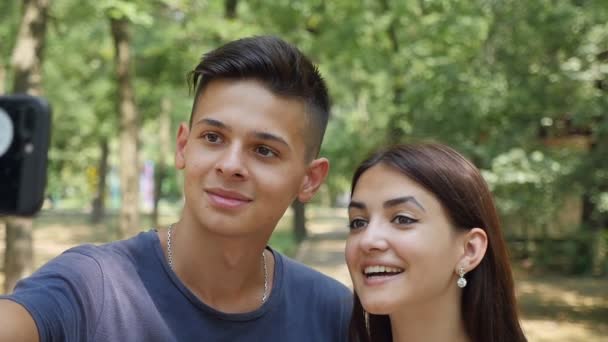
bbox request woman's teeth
[364,265,404,277]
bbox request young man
[0,36,352,341]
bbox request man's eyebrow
[348,201,366,210]
[194,118,291,150]
[384,196,425,211]
[253,131,290,148]
[195,118,230,130]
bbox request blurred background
[0,0,607,340]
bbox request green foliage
[2,0,607,271]
[41,0,115,200]
[0,0,19,83]
[99,0,153,24]
[483,148,578,235]
[534,235,594,275]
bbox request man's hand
[0,299,39,342]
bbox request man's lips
[206,188,253,201]
[205,188,253,208]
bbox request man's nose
[215,144,248,180]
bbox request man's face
[176,79,322,238]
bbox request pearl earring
[457,266,467,288]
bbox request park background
[1,0,607,340]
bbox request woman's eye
[256,146,277,157]
[348,219,367,230]
[392,215,418,225]
[203,132,222,144]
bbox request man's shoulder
[2,231,161,341]
[274,251,353,341]
[65,230,155,260]
[2,230,159,315]
[278,252,351,297]
[33,229,157,279]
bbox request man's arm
[0,299,39,342]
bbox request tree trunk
[3,0,49,294]
[581,134,607,276]
[591,227,607,276]
[0,62,5,94]
[11,0,49,96]
[153,97,172,228]
[3,217,33,293]
[90,138,109,223]
[110,17,140,237]
[225,0,238,19]
[380,0,408,145]
[292,200,307,242]
[581,191,594,226]
[586,50,608,276]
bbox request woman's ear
[297,157,330,203]
[456,228,488,273]
[175,123,190,170]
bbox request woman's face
[345,163,464,315]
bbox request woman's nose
[358,222,390,253]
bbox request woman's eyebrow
[348,201,366,210]
[384,196,425,212]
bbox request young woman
[346,143,527,342]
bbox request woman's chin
[360,297,396,315]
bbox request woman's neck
[390,292,469,342]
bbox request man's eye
[392,215,418,225]
[256,146,277,157]
[348,219,367,230]
[203,132,222,143]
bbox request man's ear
[297,157,330,203]
[456,228,488,273]
[175,123,190,170]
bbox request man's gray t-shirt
[2,230,352,341]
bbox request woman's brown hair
[348,143,527,342]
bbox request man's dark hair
[188,35,330,160]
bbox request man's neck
[162,219,275,313]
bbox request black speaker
[0,94,51,216]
